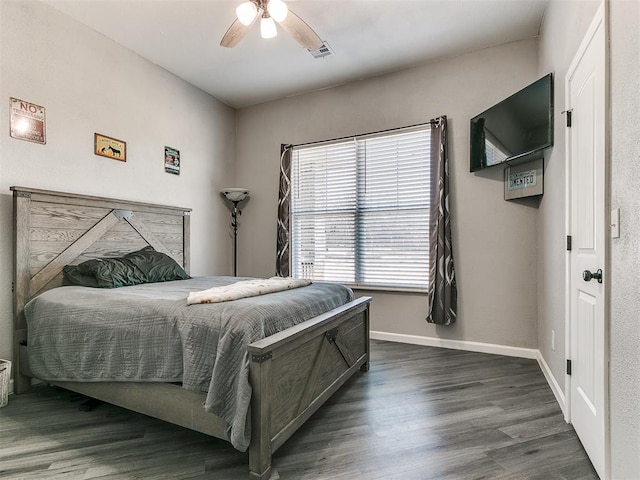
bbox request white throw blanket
[187,277,312,305]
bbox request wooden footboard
[247,296,370,479]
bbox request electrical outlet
[552,330,556,351]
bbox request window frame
[289,123,433,292]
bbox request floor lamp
[221,188,250,277]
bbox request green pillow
[62,263,101,288]
[125,246,190,284]
[63,246,190,288]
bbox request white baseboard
[370,331,538,359]
[536,350,566,416]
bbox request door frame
[564,2,610,478]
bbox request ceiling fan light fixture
[220,0,323,50]
[260,16,278,39]
[236,1,258,26]
[267,0,288,23]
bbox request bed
[11,186,371,479]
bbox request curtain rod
[285,119,438,150]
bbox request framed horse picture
[94,133,126,162]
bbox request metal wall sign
[10,98,46,144]
[94,133,126,162]
[164,146,180,175]
[508,169,537,191]
[504,157,544,200]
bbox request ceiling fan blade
[220,18,255,48]
[278,10,323,51]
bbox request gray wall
[610,0,640,476]
[236,39,540,349]
[0,1,237,364]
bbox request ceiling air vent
[309,42,334,59]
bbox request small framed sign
[10,97,46,144]
[95,133,126,162]
[504,158,543,200]
[164,146,180,175]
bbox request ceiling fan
[220,0,324,51]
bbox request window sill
[345,284,429,295]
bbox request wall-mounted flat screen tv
[470,73,553,172]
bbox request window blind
[291,126,431,289]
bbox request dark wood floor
[0,340,598,479]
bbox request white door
[566,6,607,479]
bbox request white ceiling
[42,0,549,109]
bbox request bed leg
[13,371,31,394]
[249,463,272,480]
[359,303,371,373]
[14,331,31,394]
[360,360,370,372]
[249,352,273,480]
[248,421,271,480]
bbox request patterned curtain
[276,145,292,277]
[427,116,457,325]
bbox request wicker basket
[0,359,11,407]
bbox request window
[290,125,432,289]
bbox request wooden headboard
[11,186,191,393]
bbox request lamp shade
[222,188,250,202]
[267,0,288,23]
[260,17,277,39]
[236,1,258,26]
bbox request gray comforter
[24,276,354,451]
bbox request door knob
[582,269,603,283]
